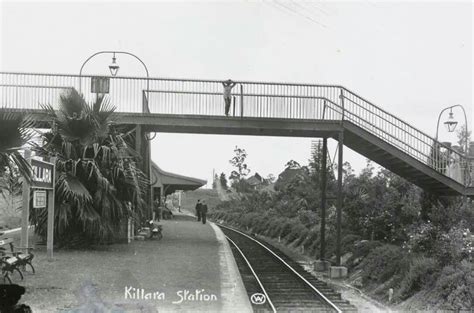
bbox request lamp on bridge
[443,108,458,133]
[108,53,120,77]
[435,105,466,141]
[79,50,150,112]
[435,104,470,212]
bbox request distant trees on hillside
[219,173,228,190]
[229,146,251,193]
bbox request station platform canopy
[151,161,207,196]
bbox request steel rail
[343,95,461,156]
[0,84,73,90]
[341,86,454,153]
[219,224,343,313]
[225,236,277,313]
[327,105,447,168]
[148,89,331,100]
[0,71,342,87]
[328,104,467,175]
[343,96,433,144]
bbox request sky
[1,0,472,187]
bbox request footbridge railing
[0,72,471,187]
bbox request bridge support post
[328,131,347,278]
[20,150,31,249]
[135,125,153,219]
[314,137,331,272]
[319,138,328,260]
[336,131,344,266]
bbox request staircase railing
[0,71,470,187]
[337,87,470,187]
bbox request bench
[0,238,35,283]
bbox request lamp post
[435,104,470,209]
[78,50,150,113]
[79,50,154,217]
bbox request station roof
[151,161,206,195]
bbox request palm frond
[30,89,149,247]
[59,89,86,117]
[9,152,32,182]
[56,173,92,205]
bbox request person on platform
[153,198,161,222]
[195,199,202,222]
[222,79,236,116]
[200,200,208,225]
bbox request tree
[219,172,228,190]
[285,160,301,169]
[265,174,276,184]
[31,89,148,247]
[229,146,251,192]
[0,167,22,217]
[343,161,421,243]
[0,111,34,181]
[212,173,218,189]
[456,124,471,154]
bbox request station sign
[33,190,47,208]
[31,159,54,189]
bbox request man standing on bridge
[222,79,236,116]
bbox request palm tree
[31,89,148,247]
[0,111,34,180]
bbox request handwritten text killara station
[124,287,218,304]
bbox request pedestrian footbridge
[0,72,472,197]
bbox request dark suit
[200,204,208,224]
[195,202,202,221]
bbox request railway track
[219,225,357,313]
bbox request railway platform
[13,213,252,313]
[156,212,253,313]
[118,213,253,312]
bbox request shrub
[268,217,286,238]
[396,256,439,300]
[427,261,473,310]
[285,222,308,243]
[267,217,284,238]
[360,244,405,284]
[434,226,469,266]
[293,229,309,247]
[404,222,440,254]
[279,220,296,238]
[350,240,382,260]
[251,215,268,233]
[297,209,318,227]
[302,227,320,250]
[341,234,362,250]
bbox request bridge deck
[0,72,472,196]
